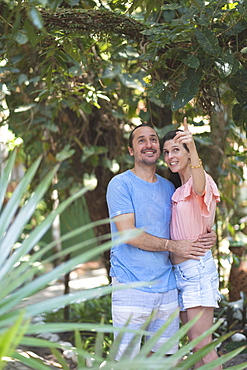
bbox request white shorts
[111,277,179,360]
[172,251,221,311]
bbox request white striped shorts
[111,277,179,361]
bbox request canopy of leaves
[0,0,246,217]
[1,0,247,123]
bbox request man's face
[128,126,160,166]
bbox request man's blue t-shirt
[106,170,176,293]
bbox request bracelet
[190,159,202,169]
[165,239,169,249]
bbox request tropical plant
[0,150,247,369]
[0,149,135,368]
[17,311,247,369]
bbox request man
[106,124,215,360]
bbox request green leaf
[75,330,85,367]
[180,5,200,25]
[141,25,168,36]
[181,54,200,68]
[15,30,28,45]
[240,46,247,54]
[221,90,235,105]
[95,319,105,359]
[232,104,247,127]
[0,189,92,294]
[0,312,27,359]
[171,69,203,111]
[55,50,69,70]
[56,144,75,161]
[81,145,108,163]
[215,50,235,78]
[128,0,143,14]
[102,66,120,79]
[184,344,247,370]
[18,73,28,85]
[46,64,52,90]
[225,341,247,353]
[63,42,81,63]
[150,81,165,95]
[161,4,181,10]
[196,14,211,27]
[0,164,60,280]
[12,351,51,370]
[195,28,221,56]
[28,7,44,31]
[79,101,92,114]
[119,73,144,91]
[229,70,247,92]
[0,150,16,213]
[51,348,70,370]
[224,20,247,36]
[12,11,22,35]
[0,156,43,253]
[159,90,172,105]
[24,19,38,46]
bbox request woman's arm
[175,117,206,196]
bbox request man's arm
[114,213,209,260]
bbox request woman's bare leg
[184,306,222,370]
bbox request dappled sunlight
[19,261,108,307]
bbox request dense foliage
[1,0,247,180]
[1,0,247,121]
[1,0,247,282]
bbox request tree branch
[41,9,148,43]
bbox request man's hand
[197,227,216,248]
[167,239,207,260]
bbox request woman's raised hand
[175,117,195,149]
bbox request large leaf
[0,160,59,271]
[232,104,247,128]
[224,20,247,36]
[0,312,28,368]
[119,73,145,91]
[0,155,43,251]
[22,317,246,370]
[181,54,200,69]
[195,28,221,56]
[171,68,203,111]
[0,188,91,285]
[28,7,44,31]
[0,228,141,325]
[215,50,235,78]
[0,150,16,213]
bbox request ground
[223,354,247,368]
[220,338,247,368]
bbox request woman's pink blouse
[170,173,220,241]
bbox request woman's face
[163,139,190,173]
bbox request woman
[162,118,222,369]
